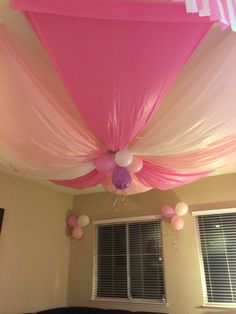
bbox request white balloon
[77,215,90,227]
[115,149,133,167]
[175,202,189,216]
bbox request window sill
[200,303,236,309]
[91,297,169,307]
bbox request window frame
[193,208,236,309]
[92,215,167,305]
[0,208,4,233]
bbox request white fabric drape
[0,26,102,179]
[132,30,236,157]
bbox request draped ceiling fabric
[132,30,236,167]
[0,26,102,180]
[11,0,212,151]
[0,0,236,194]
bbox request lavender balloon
[112,166,131,190]
[95,154,115,173]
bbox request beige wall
[0,171,73,314]
[69,174,236,314]
[174,173,236,209]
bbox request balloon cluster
[95,148,143,190]
[66,214,90,240]
[160,202,189,231]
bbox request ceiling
[1,0,236,195]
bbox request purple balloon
[112,166,131,190]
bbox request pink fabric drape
[11,0,211,23]
[135,161,211,190]
[52,170,105,189]
[11,0,212,151]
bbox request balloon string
[171,230,180,247]
[112,190,129,210]
[71,238,77,251]
[112,195,118,209]
[173,231,178,245]
[121,189,128,207]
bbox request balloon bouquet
[95,148,143,190]
[160,202,189,231]
[66,214,90,240]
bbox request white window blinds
[196,212,236,306]
[94,220,166,303]
[97,224,127,298]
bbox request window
[195,210,236,307]
[93,218,166,303]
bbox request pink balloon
[95,155,116,173]
[160,205,175,219]
[67,215,78,228]
[171,215,184,231]
[72,225,84,240]
[127,157,143,173]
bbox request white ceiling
[1,1,236,195]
